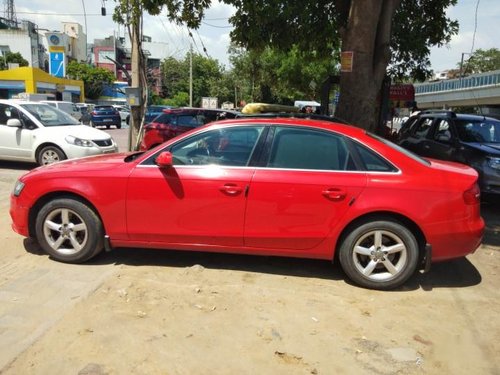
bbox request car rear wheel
[116,123,121,129]
[338,220,419,290]
[90,120,95,128]
[35,198,104,263]
[37,146,66,165]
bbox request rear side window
[177,114,202,127]
[352,142,397,172]
[154,113,174,125]
[433,119,452,142]
[412,118,433,138]
[268,127,352,171]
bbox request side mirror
[6,118,22,127]
[155,151,173,168]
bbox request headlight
[13,180,25,197]
[487,157,500,170]
[65,135,94,147]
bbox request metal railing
[415,70,500,94]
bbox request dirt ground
[1,159,499,374]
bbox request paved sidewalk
[0,165,117,371]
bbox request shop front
[0,67,84,102]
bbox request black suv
[398,110,500,197]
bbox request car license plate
[103,119,112,122]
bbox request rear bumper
[91,116,121,125]
[427,216,485,262]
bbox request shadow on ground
[24,238,482,292]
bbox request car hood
[41,125,112,140]
[462,141,500,156]
[21,152,137,181]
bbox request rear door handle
[219,183,243,196]
[322,188,346,201]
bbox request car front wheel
[37,146,66,165]
[35,198,104,263]
[338,220,419,290]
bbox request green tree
[66,61,116,100]
[459,48,500,76]
[161,52,232,106]
[0,52,29,70]
[112,0,458,133]
[229,45,336,105]
[224,0,458,131]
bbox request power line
[470,0,480,54]
[195,29,210,59]
[16,11,104,16]
[201,21,232,29]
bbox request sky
[12,0,500,73]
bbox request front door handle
[322,188,347,201]
[219,183,243,196]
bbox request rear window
[95,106,114,110]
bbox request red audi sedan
[10,118,484,290]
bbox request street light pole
[459,52,473,78]
[189,44,193,107]
[81,0,88,62]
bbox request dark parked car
[125,105,173,125]
[90,105,122,129]
[398,110,500,197]
[140,108,239,150]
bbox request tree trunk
[335,0,401,132]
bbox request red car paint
[10,118,484,287]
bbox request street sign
[202,97,218,109]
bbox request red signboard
[389,84,415,101]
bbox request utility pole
[189,44,193,107]
[129,4,145,151]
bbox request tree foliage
[459,48,500,75]
[229,45,336,104]
[161,52,231,106]
[66,61,116,99]
[112,0,459,132]
[0,52,29,70]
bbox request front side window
[455,119,500,143]
[169,126,265,166]
[267,127,352,171]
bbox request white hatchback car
[0,100,118,165]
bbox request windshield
[21,103,80,127]
[455,119,500,143]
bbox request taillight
[91,111,96,115]
[463,184,481,205]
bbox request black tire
[126,115,130,125]
[106,124,110,129]
[35,198,104,263]
[37,146,66,166]
[116,123,121,129]
[338,220,419,290]
[90,120,96,128]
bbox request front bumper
[10,195,29,237]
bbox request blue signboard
[49,52,65,78]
